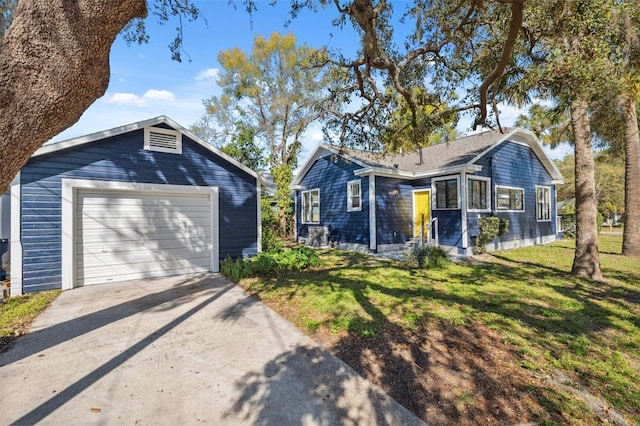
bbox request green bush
[560,213,604,239]
[261,197,284,252]
[406,245,450,269]
[477,216,510,254]
[220,247,321,281]
[561,214,576,239]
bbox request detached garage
[6,116,265,295]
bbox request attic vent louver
[144,126,182,154]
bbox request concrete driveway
[0,273,424,425]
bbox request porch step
[404,238,420,249]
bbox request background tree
[380,88,458,154]
[493,0,622,280]
[609,1,640,257]
[291,0,529,150]
[218,121,265,172]
[192,32,340,235]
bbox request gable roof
[33,116,269,185]
[292,128,564,186]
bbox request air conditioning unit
[307,226,329,248]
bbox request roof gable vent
[144,127,182,154]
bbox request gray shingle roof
[328,129,511,173]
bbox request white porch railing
[418,216,439,247]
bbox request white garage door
[76,189,213,286]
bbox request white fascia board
[469,128,565,184]
[292,143,371,187]
[355,164,481,179]
[34,115,269,186]
[34,116,170,157]
[164,117,269,186]
[413,164,482,178]
[354,167,414,178]
[291,144,329,187]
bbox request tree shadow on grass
[247,251,640,424]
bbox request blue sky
[52,1,571,160]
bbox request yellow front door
[414,191,430,239]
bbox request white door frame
[61,179,219,290]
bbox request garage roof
[33,116,269,185]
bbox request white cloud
[143,89,175,102]
[195,68,220,81]
[105,89,176,107]
[106,93,148,107]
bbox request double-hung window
[301,189,320,224]
[467,177,490,211]
[536,186,551,221]
[496,186,524,211]
[347,180,362,212]
[434,177,459,209]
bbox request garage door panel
[78,237,209,253]
[78,263,211,286]
[77,224,211,239]
[78,204,211,216]
[76,189,213,286]
[77,247,211,267]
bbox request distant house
[291,128,564,256]
[3,116,266,296]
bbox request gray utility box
[307,226,329,248]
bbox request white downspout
[369,174,376,251]
[10,173,22,297]
[460,172,469,253]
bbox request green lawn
[238,234,639,424]
[0,290,60,351]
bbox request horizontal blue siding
[296,155,368,246]
[433,210,463,248]
[468,141,557,245]
[20,128,258,292]
[375,177,413,246]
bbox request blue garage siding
[296,155,369,246]
[468,140,557,245]
[375,177,413,246]
[20,129,258,292]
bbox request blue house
[291,128,564,256]
[4,116,265,296]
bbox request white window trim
[495,185,525,212]
[301,188,320,224]
[466,176,491,213]
[432,175,460,210]
[144,126,183,155]
[347,179,362,212]
[535,185,552,222]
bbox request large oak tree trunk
[570,98,603,280]
[0,0,147,194]
[619,94,640,257]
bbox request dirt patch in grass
[312,320,558,425]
